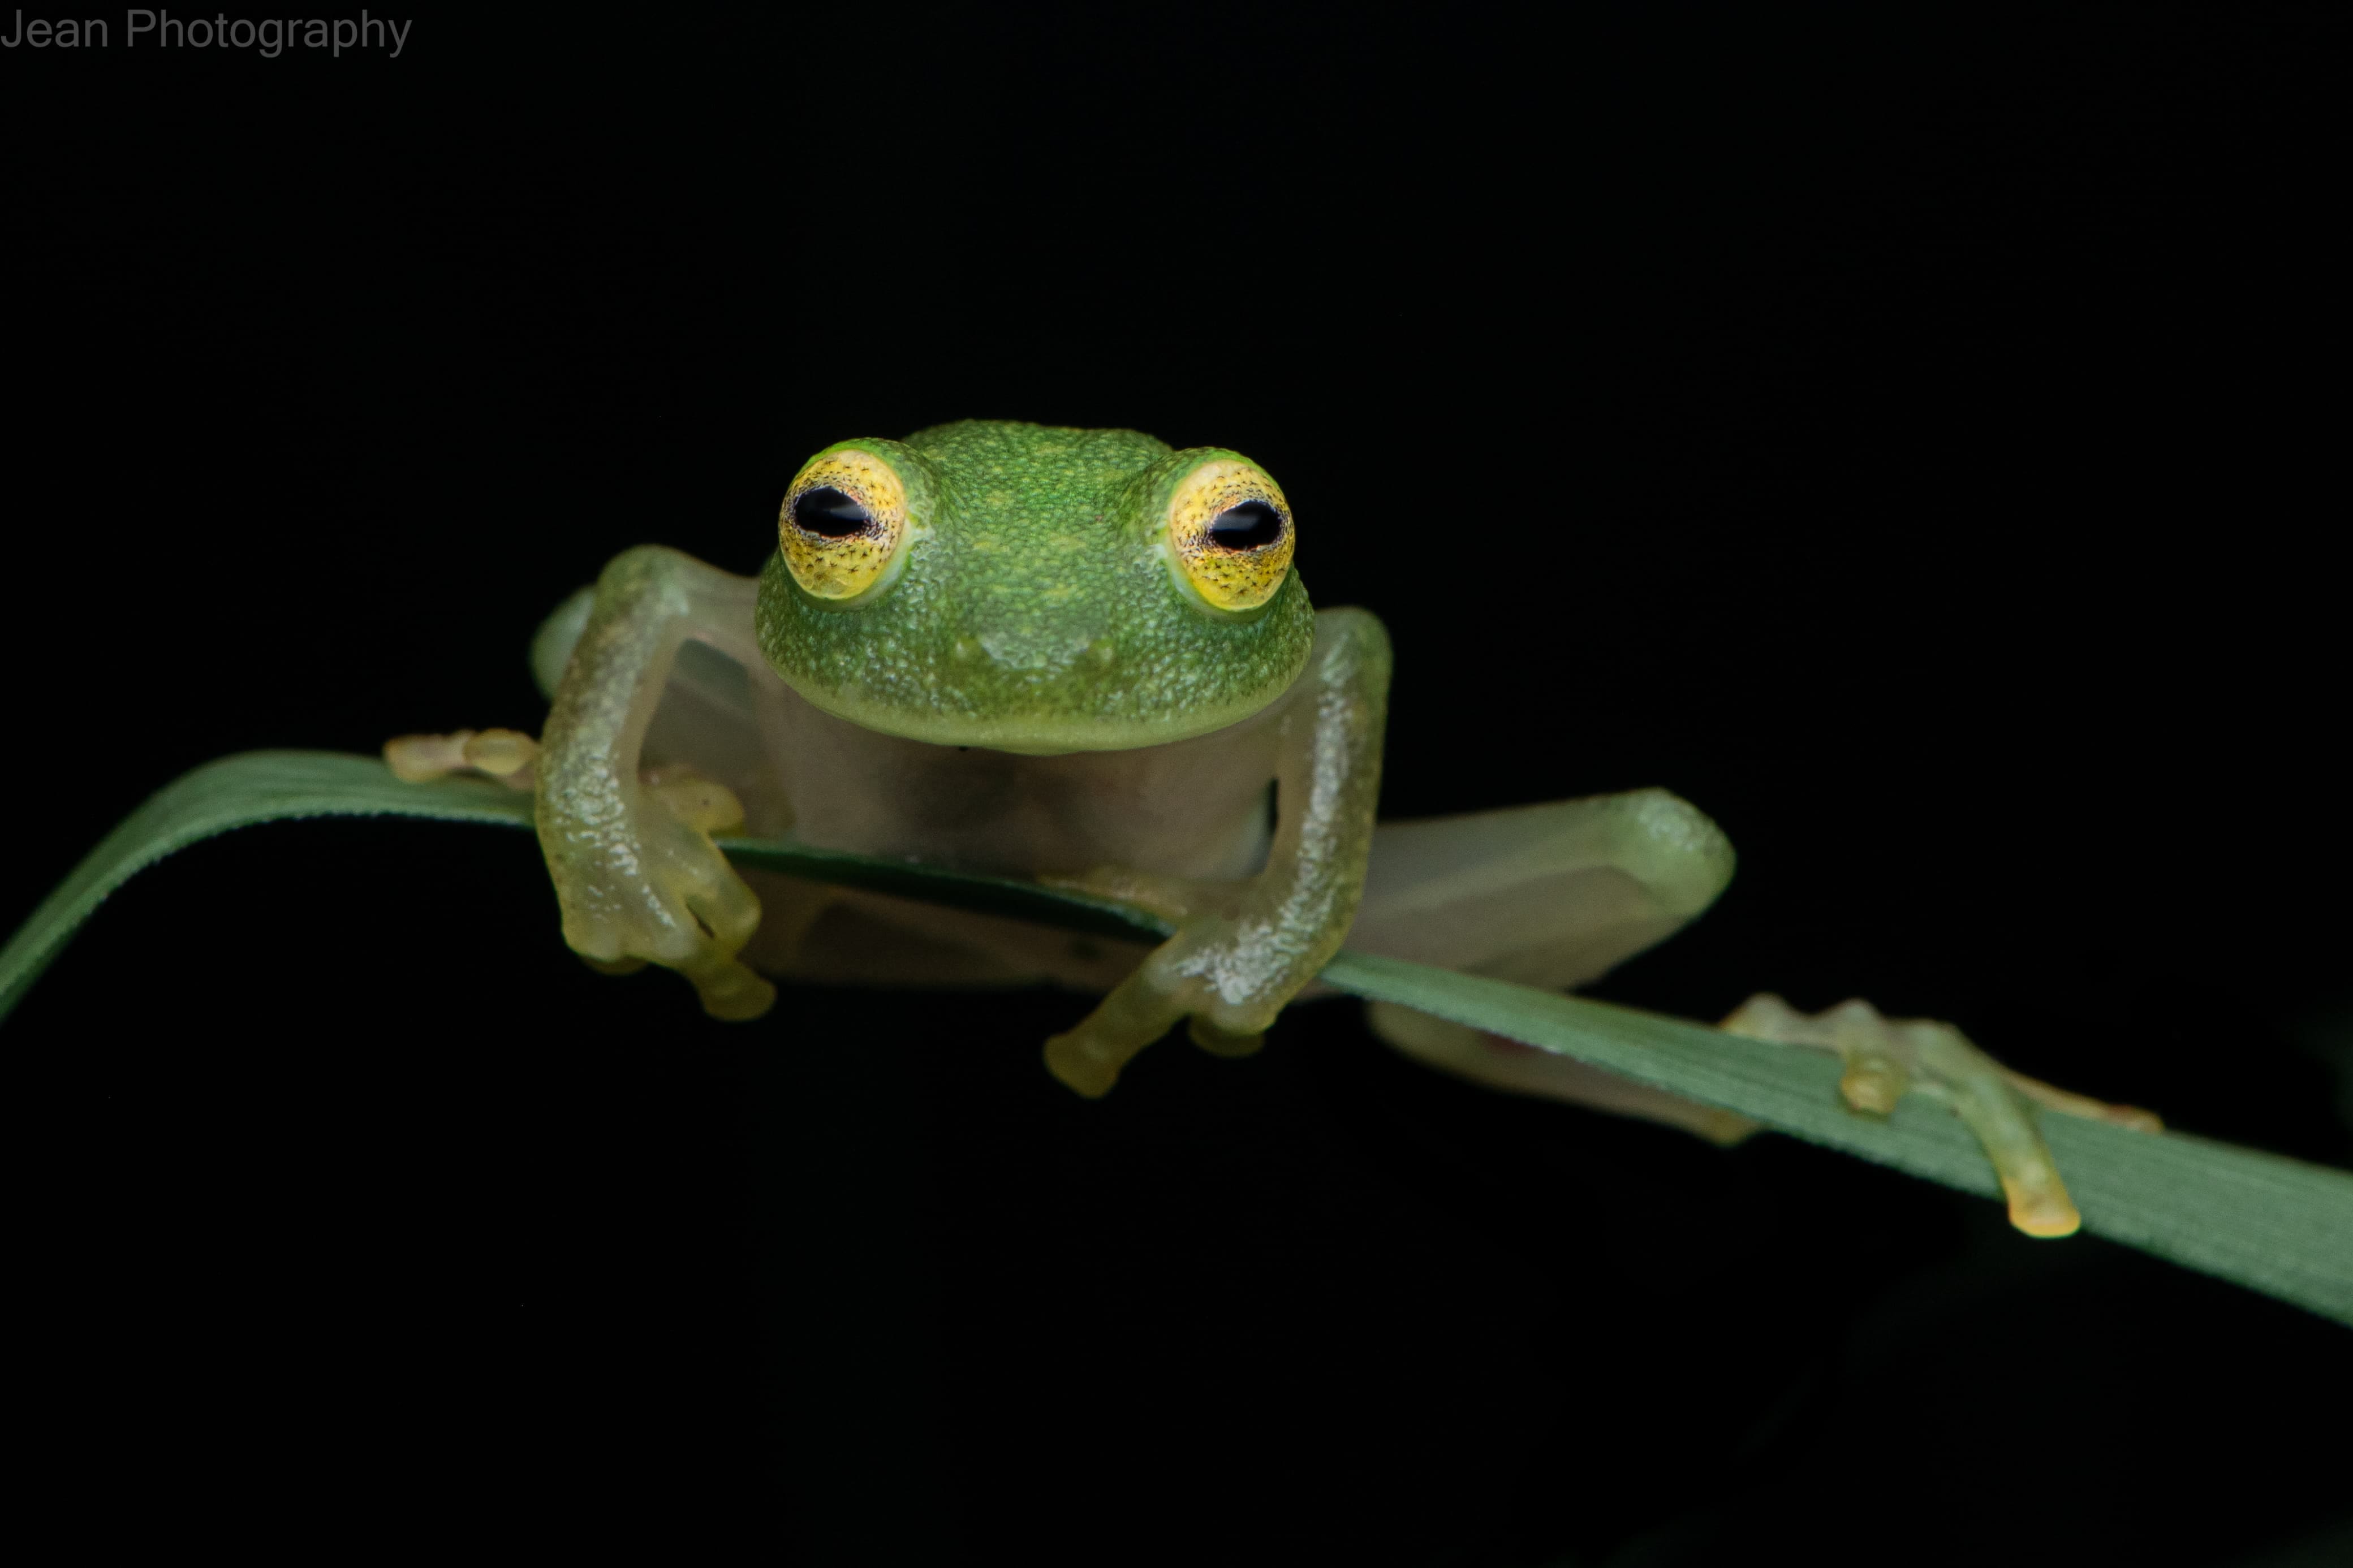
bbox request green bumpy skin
[757,422,1317,754]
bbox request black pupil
[1208,500,1282,550]
[794,486,872,537]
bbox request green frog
[393,420,2154,1236]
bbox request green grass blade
[6,750,2349,1325]
[1318,952,2353,1325]
[0,750,537,1023]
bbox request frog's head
[755,420,1315,754]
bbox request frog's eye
[779,448,911,602]
[1164,459,1295,614]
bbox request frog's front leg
[532,546,777,1021]
[1041,608,1391,1096]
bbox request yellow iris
[779,448,909,602]
[1166,459,1294,613]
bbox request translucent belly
[762,675,1279,884]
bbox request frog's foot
[384,728,541,791]
[1042,966,1186,1097]
[1041,921,1275,1095]
[1037,869,1264,1074]
[541,764,777,1022]
[386,729,769,1012]
[1720,993,2161,1237]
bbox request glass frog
[391,420,2155,1236]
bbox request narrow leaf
[1319,952,2353,1325]
[5,750,2348,1325]
[0,751,536,1022]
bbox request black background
[3,7,2348,1564]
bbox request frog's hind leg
[1350,792,2163,1237]
[1347,789,1758,1143]
[1714,994,2158,1237]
